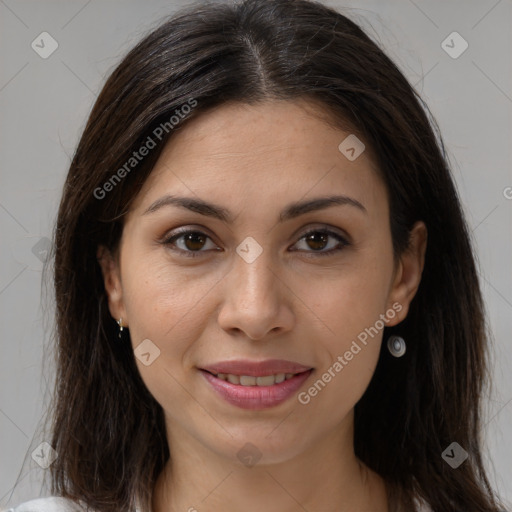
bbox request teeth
[226,374,240,385]
[215,372,294,386]
[239,375,256,385]
[256,375,274,386]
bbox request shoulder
[3,497,89,512]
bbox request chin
[199,422,313,467]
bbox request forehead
[128,99,386,220]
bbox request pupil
[185,233,205,250]
[183,232,329,252]
[307,232,327,250]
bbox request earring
[387,335,406,357]
[117,318,124,339]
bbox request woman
[7,0,508,511]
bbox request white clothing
[5,495,433,511]
[3,497,86,512]
[2,497,142,512]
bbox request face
[98,99,426,465]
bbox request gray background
[1,0,511,508]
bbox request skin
[98,99,427,512]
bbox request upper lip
[199,359,313,377]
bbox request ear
[386,221,427,326]
[97,245,128,326]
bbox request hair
[29,0,506,511]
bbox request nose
[216,245,295,341]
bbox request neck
[151,412,389,512]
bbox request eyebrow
[142,194,367,223]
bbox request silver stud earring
[387,335,406,357]
[117,318,124,339]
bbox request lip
[199,358,312,377]
[200,366,314,410]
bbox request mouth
[201,370,303,386]
[198,362,314,410]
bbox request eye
[161,227,350,258]
[161,229,219,258]
[292,229,350,257]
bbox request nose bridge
[232,234,278,303]
[216,233,292,339]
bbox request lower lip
[200,369,313,410]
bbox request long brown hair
[26,0,507,510]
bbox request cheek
[302,254,393,347]
[295,248,392,407]
[121,250,228,374]
[296,278,387,424]
[123,251,208,334]
[124,259,204,337]
[307,278,385,380]
[120,255,216,412]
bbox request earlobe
[386,221,427,326]
[96,245,127,325]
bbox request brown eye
[304,232,329,250]
[162,227,350,259]
[181,232,208,251]
[292,229,350,257]
[162,230,218,258]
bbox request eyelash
[161,228,350,259]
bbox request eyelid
[292,228,350,257]
[160,224,351,258]
[160,226,217,256]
